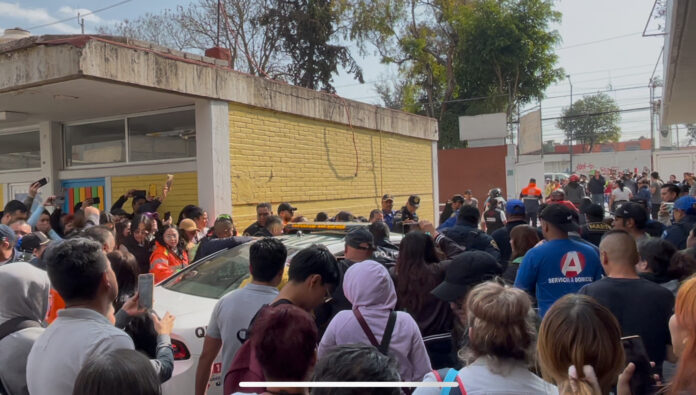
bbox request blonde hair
[463,282,535,367]
[670,275,696,394]
[538,294,624,394]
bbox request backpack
[224,300,292,394]
[352,308,397,355]
[0,317,41,342]
[431,368,467,395]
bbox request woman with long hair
[150,224,189,283]
[114,219,132,250]
[610,180,632,212]
[394,231,452,338]
[666,275,696,394]
[538,294,625,394]
[503,225,540,284]
[120,214,155,275]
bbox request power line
[27,0,132,30]
[557,31,644,50]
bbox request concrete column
[39,121,62,197]
[195,100,232,219]
[431,141,440,227]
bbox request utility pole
[567,74,573,174]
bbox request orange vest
[46,288,65,324]
[521,183,543,198]
[150,242,189,283]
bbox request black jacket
[442,222,501,261]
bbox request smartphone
[36,177,48,187]
[133,190,147,198]
[621,335,656,395]
[137,273,155,310]
[164,211,171,222]
[91,196,100,205]
[55,195,65,207]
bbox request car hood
[153,286,218,322]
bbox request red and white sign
[560,251,586,278]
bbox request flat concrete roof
[0,35,438,141]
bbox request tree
[259,0,363,92]
[556,93,622,153]
[343,0,563,148]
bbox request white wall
[521,150,653,176]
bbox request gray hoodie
[0,262,50,395]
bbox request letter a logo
[560,251,586,278]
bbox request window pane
[128,110,196,162]
[0,131,40,170]
[65,120,125,166]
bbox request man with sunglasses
[243,203,273,236]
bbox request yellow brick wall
[110,172,198,218]
[228,102,434,230]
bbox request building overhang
[662,0,696,126]
[0,35,438,141]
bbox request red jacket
[150,242,189,283]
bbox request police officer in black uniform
[482,198,506,235]
[393,195,420,233]
[579,203,611,247]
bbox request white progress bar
[241,382,458,388]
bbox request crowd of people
[2,169,696,395]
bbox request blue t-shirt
[514,238,603,317]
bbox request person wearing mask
[438,194,466,231]
[227,304,318,395]
[514,204,603,317]
[318,260,431,381]
[195,238,287,395]
[563,174,586,208]
[381,194,396,230]
[312,345,401,394]
[442,206,501,260]
[579,203,611,247]
[150,225,189,283]
[0,262,50,395]
[26,238,175,395]
[417,282,557,395]
[537,294,624,395]
[72,349,161,395]
[277,202,297,226]
[242,203,272,236]
[0,200,28,226]
[428,251,503,369]
[651,172,664,220]
[663,196,696,249]
[0,224,19,266]
[658,183,682,226]
[491,200,527,266]
[394,195,420,234]
[504,225,540,284]
[609,180,632,212]
[579,230,675,375]
[612,202,649,242]
[481,198,506,235]
[120,214,156,275]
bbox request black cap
[277,202,297,213]
[110,208,129,217]
[382,194,394,202]
[585,204,605,219]
[20,231,50,252]
[431,251,502,302]
[540,204,578,233]
[408,195,421,208]
[614,202,648,229]
[344,227,375,250]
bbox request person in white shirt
[609,180,633,212]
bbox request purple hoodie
[318,260,432,381]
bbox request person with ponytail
[610,180,633,213]
[537,294,625,394]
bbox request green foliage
[556,93,622,152]
[260,0,364,92]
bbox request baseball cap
[179,218,198,232]
[539,204,578,233]
[431,251,503,302]
[344,227,376,250]
[408,195,421,208]
[614,202,647,228]
[277,202,297,213]
[585,203,605,219]
[674,196,696,215]
[20,231,50,252]
[0,224,16,246]
[382,194,394,202]
[505,199,525,216]
[451,194,465,204]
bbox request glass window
[0,131,40,171]
[127,110,196,162]
[64,120,125,166]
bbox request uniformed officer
[662,196,696,249]
[482,198,506,235]
[381,194,396,230]
[579,204,612,247]
[394,195,420,233]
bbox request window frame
[0,127,42,173]
[63,105,196,169]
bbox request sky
[0,0,667,143]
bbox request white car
[153,225,400,395]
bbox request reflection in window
[64,120,125,166]
[0,131,40,171]
[128,110,196,162]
